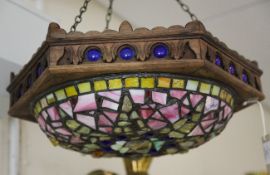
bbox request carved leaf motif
[136,42,149,61]
[189,40,201,59]
[103,44,114,63]
[57,47,72,65]
[72,46,80,65]
[49,47,65,66]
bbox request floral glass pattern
[33,73,234,158]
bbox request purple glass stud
[242,72,249,83]
[27,75,32,88]
[36,64,43,78]
[17,85,23,98]
[119,47,135,60]
[86,49,102,62]
[215,55,223,67]
[153,44,168,58]
[229,64,236,75]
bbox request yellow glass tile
[46,93,55,104]
[230,99,234,107]
[125,77,139,88]
[172,79,185,89]
[141,77,155,88]
[34,102,42,115]
[219,89,227,100]
[65,86,78,97]
[158,77,171,88]
[55,89,66,101]
[78,82,91,93]
[199,83,211,94]
[40,98,48,108]
[211,85,220,96]
[226,94,232,104]
[109,79,122,89]
[94,80,107,91]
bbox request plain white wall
[0,0,270,175]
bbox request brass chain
[175,0,198,21]
[70,0,92,32]
[105,0,114,30]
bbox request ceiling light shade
[7,20,264,158]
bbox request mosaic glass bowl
[33,73,234,158]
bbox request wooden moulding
[7,20,264,122]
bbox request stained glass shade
[33,73,234,158]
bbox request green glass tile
[59,109,67,118]
[169,131,184,138]
[55,89,66,101]
[173,119,187,130]
[179,141,194,149]
[66,120,80,130]
[119,113,128,121]
[49,137,59,146]
[180,123,196,133]
[191,114,201,122]
[118,121,131,127]
[130,111,139,119]
[153,141,165,151]
[166,148,178,154]
[137,120,145,128]
[126,140,151,154]
[91,138,97,143]
[172,79,185,89]
[119,147,130,154]
[99,137,111,141]
[199,83,211,94]
[124,127,132,133]
[196,102,204,112]
[111,141,126,151]
[211,85,220,96]
[77,126,91,135]
[160,127,171,134]
[46,93,55,104]
[183,98,190,106]
[78,82,91,93]
[84,144,100,151]
[122,96,132,112]
[114,127,122,134]
[186,80,199,91]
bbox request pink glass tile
[141,104,156,109]
[102,100,119,111]
[170,90,187,100]
[160,103,179,123]
[188,125,204,136]
[218,111,224,121]
[46,124,55,134]
[204,96,219,114]
[77,114,96,129]
[201,119,216,130]
[129,89,145,104]
[99,127,113,134]
[47,106,60,121]
[74,93,97,112]
[180,106,190,117]
[41,111,48,120]
[98,90,122,102]
[224,105,232,119]
[205,125,213,133]
[37,115,46,131]
[104,111,118,122]
[59,101,73,117]
[189,94,203,107]
[52,122,63,128]
[140,108,154,119]
[152,91,167,105]
[221,101,226,107]
[203,112,215,121]
[55,128,72,136]
[148,120,167,130]
[98,115,112,126]
[152,111,163,120]
[71,136,84,144]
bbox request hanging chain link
[175,0,198,21]
[70,0,92,32]
[105,0,114,30]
